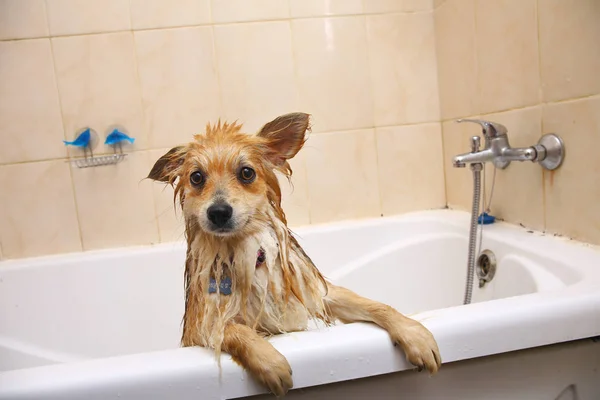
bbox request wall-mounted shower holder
[63,127,135,168]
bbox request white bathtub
[1,209,600,399]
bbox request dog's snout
[207,203,233,228]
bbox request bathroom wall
[435,0,600,245]
[0,0,444,259]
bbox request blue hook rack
[63,127,135,168]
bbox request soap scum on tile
[147,112,441,397]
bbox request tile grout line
[433,1,447,10]
[128,0,162,243]
[431,5,443,129]
[431,5,447,206]
[6,91,600,169]
[126,0,134,31]
[44,0,85,252]
[2,85,597,169]
[285,5,313,225]
[440,123,450,208]
[440,92,600,123]
[534,0,548,233]
[361,13,384,217]
[0,10,436,43]
[473,0,480,116]
[129,2,162,244]
[208,1,225,138]
[138,151,162,244]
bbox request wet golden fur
[148,113,441,397]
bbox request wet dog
[147,112,441,397]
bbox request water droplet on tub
[329,370,334,376]
[358,356,364,362]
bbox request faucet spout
[452,149,495,168]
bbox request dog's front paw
[247,344,293,397]
[390,318,441,375]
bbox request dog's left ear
[147,145,187,183]
[257,112,310,166]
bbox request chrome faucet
[453,119,565,305]
[452,119,565,170]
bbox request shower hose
[463,163,482,305]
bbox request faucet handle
[470,136,480,152]
[456,119,507,138]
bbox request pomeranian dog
[147,112,441,397]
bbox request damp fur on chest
[208,248,266,296]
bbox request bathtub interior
[0,246,187,372]
[0,214,583,373]
[296,219,581,315]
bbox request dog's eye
[190,171,204,186]
[239,167,256,183]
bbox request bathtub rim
[1,285,600,400]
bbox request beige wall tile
[130,0,211,30]
[434,0,477,120]
[52,32,145,155]
[71,151,159,250]
[367,12,439,126]
[210,0,289,23]
[292,17,373,133]
[538,0,600,102]
[0,0,48,40]
[376,123,445,215]
[434,0,447,7]
[475,0,539,114]
[214,21,297,133]
[543,96,600,245]
[277,150,310,227]
[46,0,130,36]
[481,107,544,231]
[0,160,81,259]
[364,0,434,13]
[135,27,220,149]
[148,149,185,243]
[304,129,380,224]
[442,119,477,210]
[289,0,363,18]
[0,40,66,164]
[152,181,184,243]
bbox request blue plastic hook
[104,129,135,145]
[63,128,91,148]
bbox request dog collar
[256,248,266,267]
[209,248,266,295]
[209,276,232,295]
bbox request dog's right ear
[147,146,187,183]
[257,112,311,167]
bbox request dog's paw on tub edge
[390,325,442,375]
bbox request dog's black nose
[207,203,233,228]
